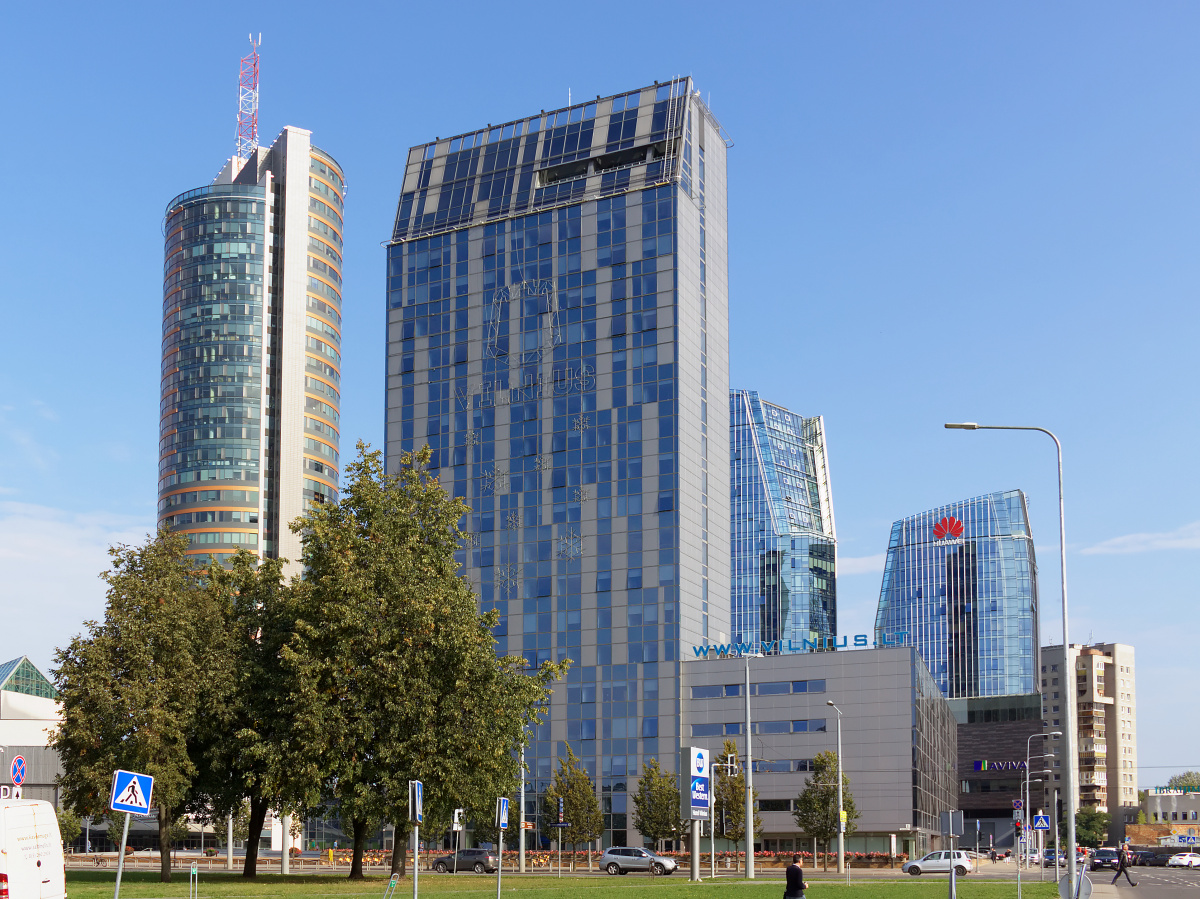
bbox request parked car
[1133,850,1157,866]
[901,850,974,877]
[1043,850,1068,867]
[599,847,678,875]
[1147,854,1172,867]
[1167,853,1200,868]
[1091,849,1120,870]
[432,848,499,874]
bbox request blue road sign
[10,756,25,786]
[1033,815,1051,831]
[110,769,154,815]
[496,797,509,830]
[409,780,423,825]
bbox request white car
[902,850,974,876]
[1167,853,1200,868]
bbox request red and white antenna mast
[236,34,261,164]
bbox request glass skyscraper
[159,128,344,569]
[729,390,836,649]
[874,490,1039,698]
[385,78,731,845]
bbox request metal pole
[690,818,701,881]
[281,813,291,875]
[112,812,131,899]
[226,814,234,871]
[710,794,716,880]
[519,742,526,874]
[744,653,755,879]
[412,825,418,899]
[495,826,503,899]
[1055,790,1061,884]
[836,710,845,874]
[944,424,1075,894]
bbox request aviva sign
[692,632,910,659]
[973,760,1028,772]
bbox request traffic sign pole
[113,812,131,899]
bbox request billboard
[688,746,710,820]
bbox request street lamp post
[827,701,845,874]
[744,652,761,879]
[1025,732,1061,869]
[945,423,1077,894]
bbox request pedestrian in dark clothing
[1112,847,1138,886]
[785,853,807,899]
[990,849,998,864]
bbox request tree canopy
[792,750,859,869]
[541,746,602,866]
[632,757,683,848]
[282,443,565,878]
[713,738,761,856]
[1073,807,1110,847]
[1167,772,1200,790]
[51,528,227,882]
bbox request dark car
[1147,854,1172,867]
[1090,849,1120,871]
[1134,851,1157,866]
[432,848,498,874]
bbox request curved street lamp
[944,423,1077,894]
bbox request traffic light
[1015,820,1023,836]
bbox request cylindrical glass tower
[159,131,344,567]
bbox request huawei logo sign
[933,516,964,540]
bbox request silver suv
[600,846,678,875]
[902,850,973,876]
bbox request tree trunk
[349,817,368,880]
[156,804,173,883]
[390,824,409,877]
[243,796,269,878]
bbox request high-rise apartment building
[1039,642,1138,843]
[874,490,1040,698]
[159,129,345,569]
[385,78,730,845]
[728,390,835,648]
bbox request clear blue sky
[1,1,1196,788]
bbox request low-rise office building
[681,646,958,859]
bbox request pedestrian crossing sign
[110,769,154,816]
[1033,815,1051,831]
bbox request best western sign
[692,631,909,659]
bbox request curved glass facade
[874,489,1039,698]
[159,133,343,566]
[159,184,266,566]
[729,390,836,649]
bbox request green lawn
[66,870,1061,899]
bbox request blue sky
[1,2,1196,788]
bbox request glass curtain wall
[874,490,1039,698]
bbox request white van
[0,800,65,898]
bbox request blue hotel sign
[691,631,909,659]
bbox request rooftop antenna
[236,34,261,165]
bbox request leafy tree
[1137,810,1147,825]
[713,738,760,868]
[1073,807,1110,847]
[55,806,81,849]
[51,528,228,882]
[284,443,564,879]
[632,757,682,850]
[190,551,312,878]
[1167,772,1200,790]
[541,746,602,869]
[792,750,859,871]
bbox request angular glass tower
[874,490,1039,698]
[385,79,731,846]
[159,129,344,569]
[729,390,836,649]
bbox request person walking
[784,853,808,899]
[1112,846,1138,887]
